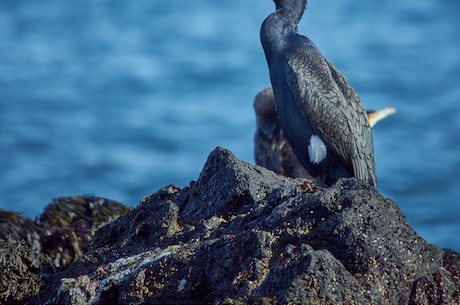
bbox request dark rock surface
[2,147,459,304]
[0,196,128,304]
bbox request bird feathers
[284,38,376,185]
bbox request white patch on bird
[308,135,327,164]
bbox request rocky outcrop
[0,196,128,304]
[2,147,459,304]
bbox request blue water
[1,0,459,251]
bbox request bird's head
[273,0,307,25]
[273,0,307,13]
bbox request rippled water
[1,0,459,250]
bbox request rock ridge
[1,147,459,304]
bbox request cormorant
[260,0,377,186]
[254,87,396,179]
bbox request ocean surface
[1,0,459,251]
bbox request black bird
[253,87,395,179]
[260,0,377,186]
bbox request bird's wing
[325,59,377,185]
[285,47,376,185]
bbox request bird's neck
[261,10,297,56]
[275,0,306,25]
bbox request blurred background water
[0,0,459,251]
